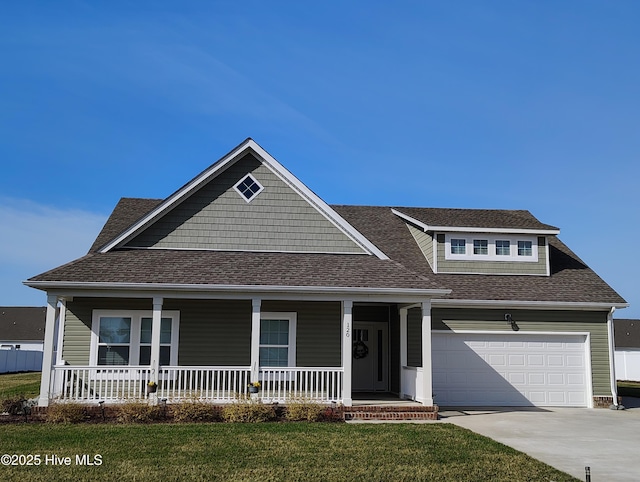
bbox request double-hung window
[259,312,296,367]
[91,310,179,366]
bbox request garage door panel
[433,333,588,407]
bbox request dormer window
[496,240,510,256]
[518,240,533,256]
[233,174,264,203]
[473,239,488,255]
[445,234,538,262]
[451,239,466,255]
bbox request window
[518,240,533,256]
[233,173,264,202]
[495,240,510,256]
[97,316,131,365]
[139,317,174,365]
[473,239,488,255]
[91,311,179,366]
[450,239,466,255]
[444,233,539,262]
[259,312,296,367]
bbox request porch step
[343,405,439,421]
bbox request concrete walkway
[440,397,640,481]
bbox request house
[0,307,46,373]
[614,319,640,382]
[25,139,627,410]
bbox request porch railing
[50,365,153,402]
[259,367,343,403]
[157,366,251,402]
[49,365,343,403]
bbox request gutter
[432,298,629,311]
[608,307,623,409]
[23,280,451,300]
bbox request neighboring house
[614,319,640,382]
[0,307,46,373]
[25,139,627,409]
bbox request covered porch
[38,292,440,407]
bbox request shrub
[1,396,27,415]
[221,399,276,423]
[46,402,88,423]
[116,400,162,423]
[284,398,326,422]
[172,400,220,423]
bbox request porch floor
[351,392,423,407]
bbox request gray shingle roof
[393,206,559,231]
[28,250,445,291]
[332,205,625,304]
[89,198,162,253]
[0,307,46,341]
[28,198,626,305]
[614,319,640,348]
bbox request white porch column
[150,296,163,385]
[420,300,434,406]
[38,294,58,407]
[399,307,408,398]
[250,299,261,383]
[341,300,353,406]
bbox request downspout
[607,307,622,409]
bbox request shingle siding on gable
[406,224,434,269]
[435,234,548,275]
[126,154,365,254]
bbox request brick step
[344,405,439,421]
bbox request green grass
[618,380,640,398]
[0,423,576,481]
[0,372,41,399]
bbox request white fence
[49,365,344,403]
[0,349,43,373]
[615,350,640,382]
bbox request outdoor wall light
[505,313,519,331]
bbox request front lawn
[0,372,41,399]
[0,423,576,481]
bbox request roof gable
[99,139,387,259]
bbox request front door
[352,322,389,392]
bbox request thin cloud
[0,198,106,269]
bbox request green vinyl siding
[262,301,341,367]
[431,308,611,397]
[62,298,342,368]
[435,234,548,275]
[126,153,365,254]
[406,224,434,268]
[62,298,152,365]
[165,299,251,366]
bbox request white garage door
[432,333,588,407]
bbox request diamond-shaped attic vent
[233,174,264,202]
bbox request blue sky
[1,1,638,317]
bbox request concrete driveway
[440,397,640,481]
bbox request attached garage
[432,332,591,407]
